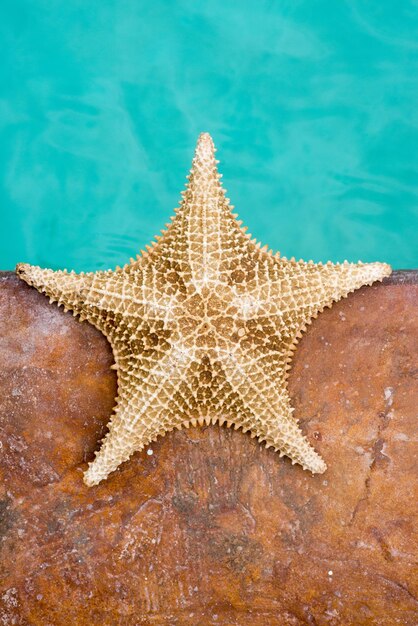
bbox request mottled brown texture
[0,270,417,625]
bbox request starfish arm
[218,346,326,473]
[16,262,115,317]
[276,261,392,322]
[261,258,392,326]
[15,261,167,336]
[147,133,248,292]
[83,400,160,487]
[83,344,195,486]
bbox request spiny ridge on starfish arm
[16,132,392,486]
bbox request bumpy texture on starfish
[17,133,392,486]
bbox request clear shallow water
[1,1,417,271]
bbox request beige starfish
[16,133,392,486]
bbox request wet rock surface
[0,271,417,625]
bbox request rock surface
[0,270,416,625]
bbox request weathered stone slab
[0,271,416,625]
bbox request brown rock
[0,270,416,625]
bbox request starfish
[16,133,392,486]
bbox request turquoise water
[1,1,417,271]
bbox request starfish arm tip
[362,261,392,285]
[194,132,216,162]
[16,262,39,286]
[308,457,327,474]
[83,465,105,487]
[83,453,117,487]
[377,261,392,277]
